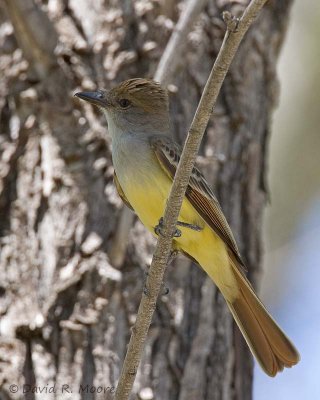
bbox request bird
[75,78,300,376]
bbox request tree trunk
[0,1,292,399]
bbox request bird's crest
[109,78,169,114]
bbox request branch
[114,1,268,399]
[109,0,208,268]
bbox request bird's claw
[173,228,182,238]
[154,217,164,236]
[154,217,182,238]
[176,221,202,232]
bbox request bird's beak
[74,91,109,108]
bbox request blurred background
[254,0,320,398]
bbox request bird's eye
[118,98,131,109]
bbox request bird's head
[75,78,170,137]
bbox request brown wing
[114,172,134,211]
[150,135,245,267]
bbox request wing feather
[150,135,244,266]
[114,172,134,211]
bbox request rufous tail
[226,259,300,377]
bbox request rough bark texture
[0,1,292,400]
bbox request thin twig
[109,0,208,268]
[114,1,268,399]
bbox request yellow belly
[123,171,201,239]
[120,167,238,300]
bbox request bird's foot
[154,218,201,238]
[176,221,202,232]
[154,217,181,238]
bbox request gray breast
[112,133,157,187]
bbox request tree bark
[0,1,293,400]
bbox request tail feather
[226,260,300,377]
